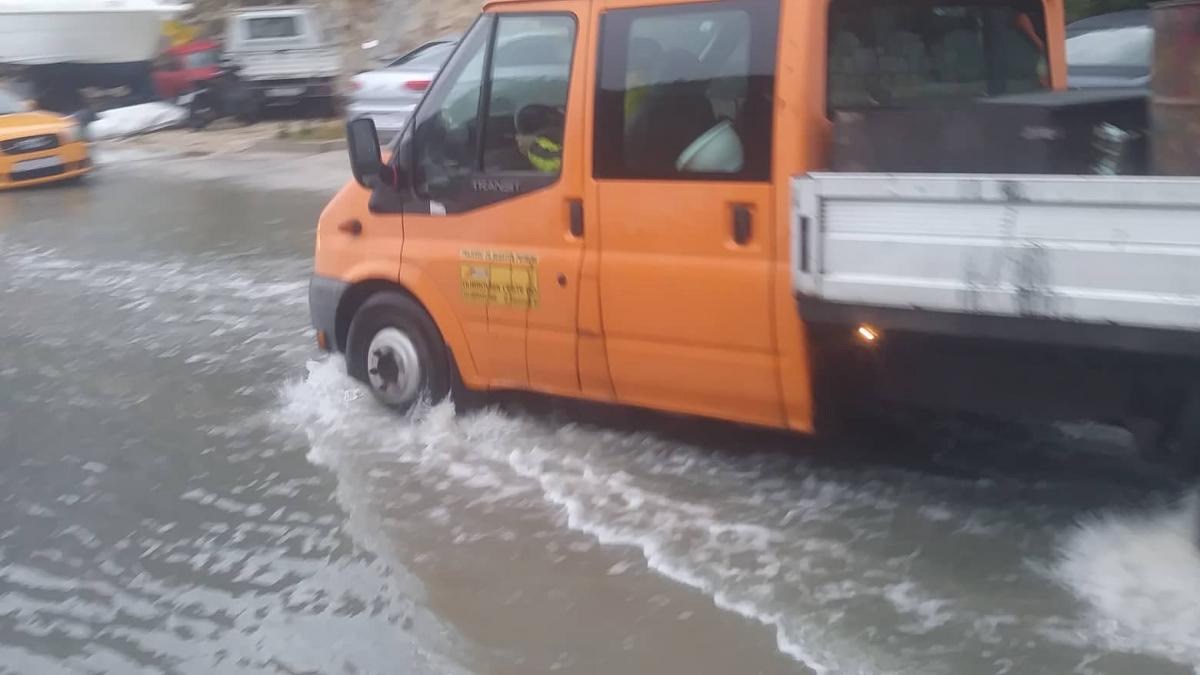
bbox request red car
[152,40,222,100]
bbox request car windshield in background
[828,0,1048,109]
[389,42,455,69]
[1066,26,1153,67]
[183,50,220,69]
[0,90,24,115]
[247,16,299,39]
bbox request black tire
[188,94,213,130]
[236,95,262,125]
[310,96,337,119]
[346,292,452,412]
[1164,388,1200,474]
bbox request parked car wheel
[346,293,451,412]
[310,96,337,119]
[235,95,261,125]
[187,92,215,130]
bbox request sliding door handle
[568,199,584,238]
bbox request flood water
[1,153,1198,675]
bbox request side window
[482,16,576,173]
[246,16,300,40]
[411,17,492,197]
[594,0,778,181]
[826,0,1048,112]
[410,13,577,207]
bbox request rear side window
[246,16,300,40]
[593,0,779,181]
[827,0,1048,111]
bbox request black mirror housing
[346,117,383,188]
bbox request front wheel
[308,96,337,119]
[346,293,451,412]
[187,93,214,130]
[235,93,261,125]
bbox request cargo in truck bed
[832,88,1149,175]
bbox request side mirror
[347,117,384,187]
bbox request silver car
[346,38,457,139]
[1066,10,1152,89]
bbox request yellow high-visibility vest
[527,136,562,174]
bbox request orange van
[311,0,1068,434]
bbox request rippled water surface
[2,158,1198,675]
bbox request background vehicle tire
[346,292,451,412]
[1165,387,1200,475]
[187,93,213,130]
[236,94,262,125]
[309,96,337,119]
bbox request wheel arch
[335,278,479,384]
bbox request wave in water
[275,358,1200,674]
[1055,493,1200,671]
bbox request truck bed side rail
[792,173,1200,350]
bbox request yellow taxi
[0,88,91,190]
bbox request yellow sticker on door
[460,250,539,308]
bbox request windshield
[183,49,220,69]
[1066,26,1153,67]
[0,89,24,115]
[246,16,300,39]
[389,42,454,69]
[828,0,1048,109]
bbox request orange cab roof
[482,0,557,9]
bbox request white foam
[283,359,1200,674]
[502,446,909,674]
[1,242,313,371]
[1054,493,1200,669]
[283,359,1119,675]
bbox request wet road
[1,153,1199,675]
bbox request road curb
[251,138,347,154]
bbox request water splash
[1055,492,1200,670]
[277,358,1183,674]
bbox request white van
[224,6,342,114]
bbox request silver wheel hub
[366,328,421,406]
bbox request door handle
[732,204,752,245]
[568,199,584,238]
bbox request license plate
[266,87,305,97]
[15,156,62,172]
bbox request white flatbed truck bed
[792,173,1200,357]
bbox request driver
[515,104,565,174]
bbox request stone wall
[399,0,480,46]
